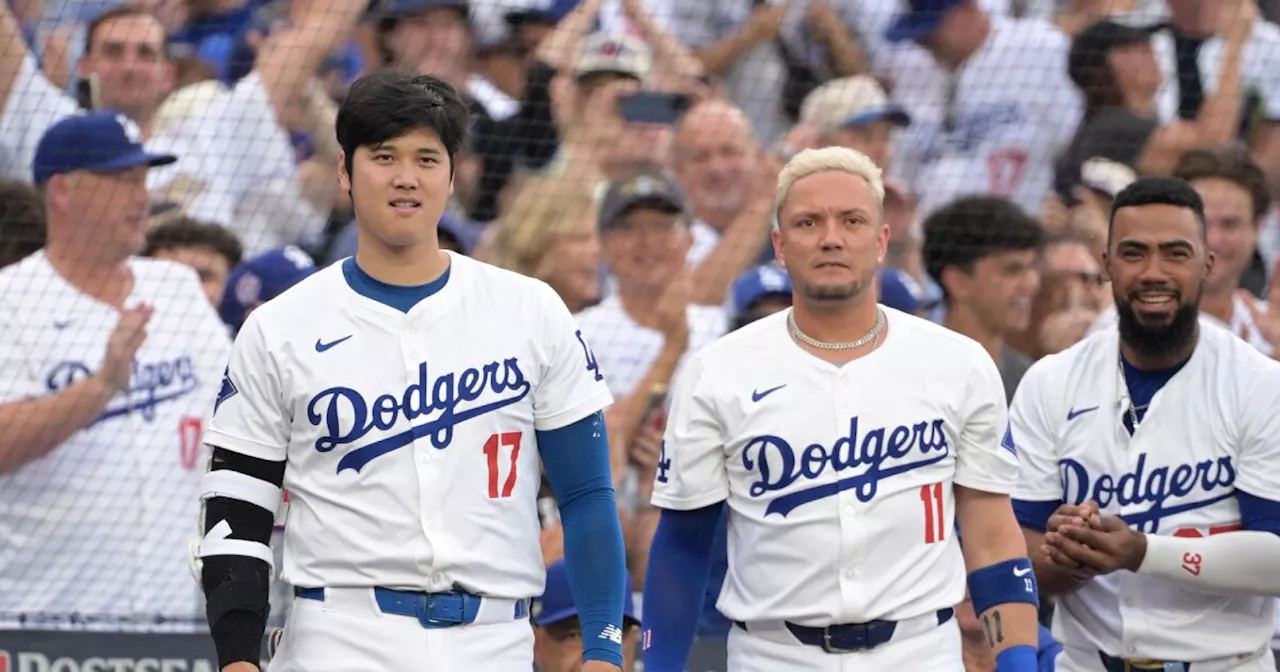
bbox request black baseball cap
[1068,20,1158,90]
[598,167,689,231]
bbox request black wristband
[211,610,267,669]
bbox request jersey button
[843,505,854,517]
[420,453,433,463]
[843,569,855,579]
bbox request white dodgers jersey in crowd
[881,16,1082,217]
[0,252,232,630]
[204,252,614,599]
[1009,323,1280,667]
[651,308,1020,625]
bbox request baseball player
[0,112,231,630]
[640,147,1042,671]
[193,72,627,672]
[1010,177,1280,671]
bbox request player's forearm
[640,505,722,672]
[539,413,628,666]
[1138,531,1280,596]
[0,375,116,474]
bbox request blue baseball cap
[878,268,924,314]
[219,246,317,330]
[534,560,639,628]
[885,0,966,43]
[506,0,579,26]
[367,0,467,21]
[731,265,793,317]
[32,111,177,185]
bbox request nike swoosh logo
[1013,567,1032,577]
[315,335,353,353]
[1067,406,1099,421]
[752,385,786,402]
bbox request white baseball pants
[726,613,963,672]
[267,588,533,672]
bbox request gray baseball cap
[598,167,689,230]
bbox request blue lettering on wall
[307,358,532,474]
[46,357,200,426]
[1059,453,1236,532]
[743,416,950,517]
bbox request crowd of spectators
[2,0,1280,668]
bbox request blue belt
[734,607,954,653]
[294,586,529,629]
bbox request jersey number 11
[920,483,945,544]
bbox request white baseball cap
[573,31,651,85]
[799,75,911,137]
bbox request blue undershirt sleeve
[641,503,725,672]
[536,411,627,667]
[1012,499,1061,534]
[1237,490,1280,536]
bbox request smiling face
[339,126,454,250]
[1106,202,1212,359]
[602,206,691,296]
[772,170,888,304]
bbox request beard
[796,267,874,304]
[1115,285,1202,360]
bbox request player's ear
[1100,251,1112,283]
[771,226,784,266]
[337,149,351,193]
[1203,249,1216,280]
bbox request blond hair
[481,177,598,278]
[774,147,885,222]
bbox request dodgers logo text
[743,416,950,517]
[307,358,531,473]
[46,357,200,426]
[1059,453,1235,532]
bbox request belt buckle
[820,627,867,654]
[415,592,464,628]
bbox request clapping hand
[1042,500,1147,576]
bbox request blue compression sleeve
[1237,490,1280,535]
[641,503,724,672]
[537,412,627,667]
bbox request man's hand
[221,663,258,672]
[583,661,622,672]
[98,304,153,392]
[1044,506,1147,575]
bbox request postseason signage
[0,631,729,672]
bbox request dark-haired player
[1011,177,1280,672]
[193,71,627,672]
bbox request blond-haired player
[639,147,1042,671]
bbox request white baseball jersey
[0,56,319,254]
[879,16,1083,217]
[0,252,231,631]
[203,253,613,598]
[1009,323,1280,663]
[651,308,1019,625]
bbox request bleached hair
[774,147,885,224]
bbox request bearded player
[192,72,627,672]
[1011,177,1280,671]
